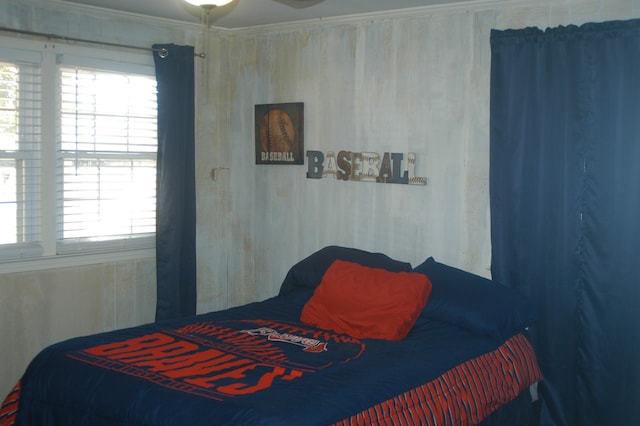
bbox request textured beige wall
[1,0,639,402]
[194,0,640,313]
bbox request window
[0,38,157,267]
[0,59,41,248]
[57,66,157,253]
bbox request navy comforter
[1,289,540,425]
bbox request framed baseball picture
[255,102,304,165]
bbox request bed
[1,246,542,425]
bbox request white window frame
[0,37,156,273]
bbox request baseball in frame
[255,102,304,165]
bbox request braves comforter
[1,290,541,425]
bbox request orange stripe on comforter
[334,333,542,426]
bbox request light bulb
[183,0,233,6]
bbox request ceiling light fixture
[183,0,233,27]
[182,0,233,6]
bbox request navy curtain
[153,44,197,321]
[490,20,640,426]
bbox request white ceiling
[56,0,475,29]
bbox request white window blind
[0,59,42,252]
[56,66,157,253]
[0,38,158,265]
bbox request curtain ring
[158,48,169,58]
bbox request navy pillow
[412,257,537,341]
[278,246,412,296]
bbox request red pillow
[300,260,432,340]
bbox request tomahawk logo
[241,327,328,353]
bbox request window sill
[0,248,155,274]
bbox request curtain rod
[0,26,206,58]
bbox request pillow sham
[300,259,432,341]
[412,257,537,341]
[278,245,412,296]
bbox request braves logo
[68,320,363,401]
[241,327,328,353]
